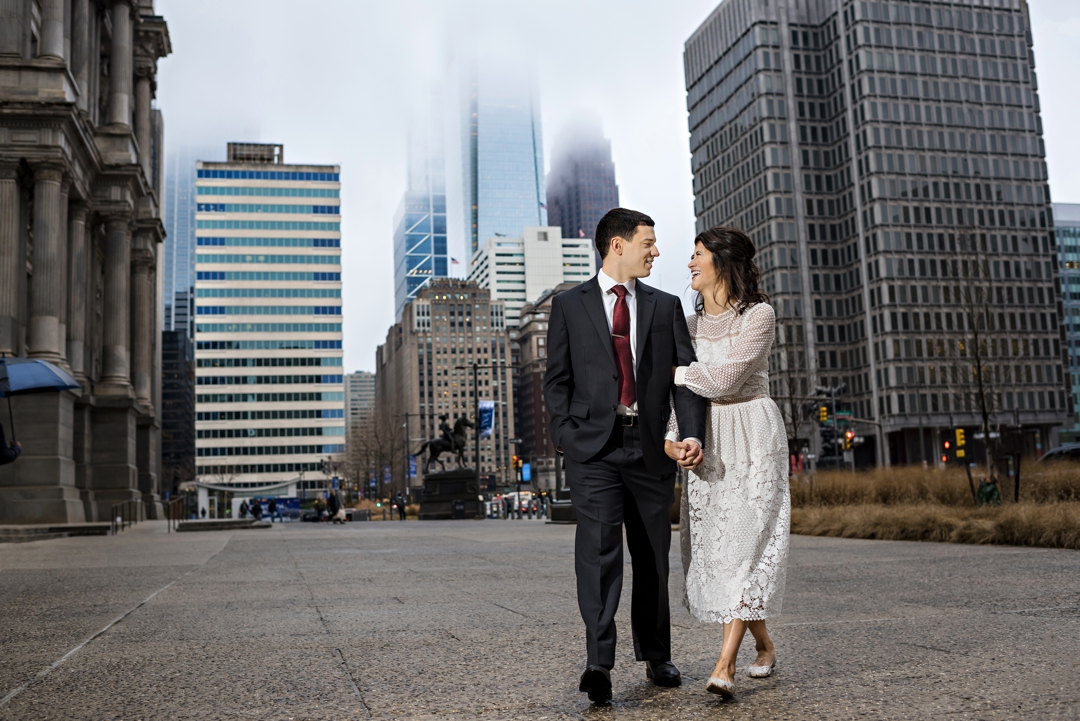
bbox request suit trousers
[565,423,675,669]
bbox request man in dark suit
[0,422,20,465]
[543,207,706,704]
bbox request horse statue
[415,414,474,474]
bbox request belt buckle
[620,415,635,427]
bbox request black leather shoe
[579,666,612,704]
[645,660,682,687]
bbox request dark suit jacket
[543,276,706,475]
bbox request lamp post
[455,360,508,490]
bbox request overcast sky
[154,0,1080,374]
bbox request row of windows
[196,462,320,475]
[197,288,341,298]
[196,340,341,350]
[197,221,341,231]
[197,169,338,181]
[197,444,345,457]
[196,254,340,265]
[197,237,340,248]
[196,375,343,386]
[197,427,345,439]
[197,203,339,215]
[196,357,342,368]
[197,409,344,421]
[879,390,1063,419]
[196,306,341,316]
[197,186,339,198]
[196,323,342,333]
[195,392,345,403]
[197,272,340,281]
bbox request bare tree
[345,402,403,499]
[771,307,817,468]
[938,229,1013,470]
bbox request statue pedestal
[418,468,483,520]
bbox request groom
[543,208,706,703]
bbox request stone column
[66,202,89,385]
[27,166,66,364]
[0,163,20,355]
[56,180,70,372]
[98,215,133,395]
[134,69,152,177]
[39,0,65,60]
[71,0,90,109]
[130,241,153,407]
[0,0,23,56]
[107,0,133,128]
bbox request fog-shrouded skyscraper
[685,0,1066,466]
[445,59,548,259]
[394,87,450,319]
[194,143,344,489]
[546,119,620,247]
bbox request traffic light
[819,406,828,422]
[955,428,966,458]
[512,455,519,469]
[844,430,855,450]
[941,439,951,464]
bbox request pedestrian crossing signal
[819,406,828,422]
[955,428,966,447]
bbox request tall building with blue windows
[1054,202,1080,443]
[445,59,548,259]
[194,143,345,490]
[164,146,218,336]
[394,88,450,319]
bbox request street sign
[972,432,1001,440]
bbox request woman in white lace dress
[666,226,790,699]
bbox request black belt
[617,415,639,427]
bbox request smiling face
[606,224,659,280]
[688,240,720,293]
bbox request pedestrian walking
[0,421,21,465]
[251,499,262,521]
[268,498,278,522]
[395,492,407,521]
[239,500,249,519]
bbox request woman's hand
[665,439,703,469]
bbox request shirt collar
[597,269,636,297]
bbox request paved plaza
[0,519,1078,720]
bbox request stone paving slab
[0,519,1077,719]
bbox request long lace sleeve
[665,393,679,442]
[674,303,774,399]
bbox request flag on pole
[478,400,495,439]
[451,257,460,265]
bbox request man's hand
[664,440,703,470]
[12,442,20,450]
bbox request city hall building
[194,143,344,490]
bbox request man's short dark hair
[594,208,655,260]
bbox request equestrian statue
[414,414,474,474]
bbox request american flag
[579,229,585,238]
[451,257,460,265]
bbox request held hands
[664,439,703,470]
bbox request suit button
[611,405,617,411]
[612,375,618,380]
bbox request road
[0,518,1077,719]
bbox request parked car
[1036,444,1080,464]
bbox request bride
[666,226,791,699]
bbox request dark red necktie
[610,285,636,408]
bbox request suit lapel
[580,278,616,367]
[635,281,656,363]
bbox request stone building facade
[0,0,171,522]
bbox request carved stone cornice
[136,13,172,62]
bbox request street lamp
[455,360,509,491]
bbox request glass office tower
[394,87,450,319]
[685,0,1066,465]
[194,143,345,487]
[446,60,548,258]
[1054,202,1080,443]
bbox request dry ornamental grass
[788,462,1080,549]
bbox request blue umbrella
[0,358,82,443]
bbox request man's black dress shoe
[645,660,682,687]
[579,666,612,704]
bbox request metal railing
[111,499,145,535]
[166,497,185,533]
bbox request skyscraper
[546,119,620,246]
[194,143,345,487]
[1054,202,1080,443]
[164,146,216,336]
[685,0,1066,465]
[445,60,548,258]
[394,87,450,319]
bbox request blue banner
[522,463,531,482]
[478,400,495,439]
[383,465,391,483]
[409,455,417,478]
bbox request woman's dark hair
[693,226,769,315]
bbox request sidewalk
[0,520,1078,719]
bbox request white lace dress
[666,302,790,624]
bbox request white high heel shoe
[748,658,777,678]
[706,676,735,698]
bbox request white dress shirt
[597,269,639,415]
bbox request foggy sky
[154,0,1080,374]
